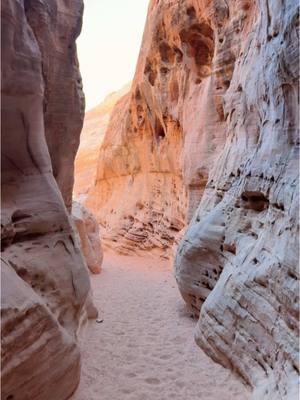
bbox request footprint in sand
[125,372,137,378]
[145,377,161,385]
[175,380,185,388]
[158,353,172,360]
[121,388,134,395]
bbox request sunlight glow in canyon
[77,0,149,110]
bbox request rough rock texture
[88,0,221,255]
[74,83,131,201]
[84,0,298,398]
[24,0,85,210]
[174,0,299,399]
[72,201,103,274]
[1,1,91,399]
[86,0,238,257]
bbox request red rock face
[86,0,298,398]
[74,83,131,201]
[1,1,91,399]
[85,0,254,252]
[86,0,226,256]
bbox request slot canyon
[1,1,299,400]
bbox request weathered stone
[72,201,103,274]
[24,0,85,210]
[174,1,299,399]
[1,1,91,399]
[74,83,131,202]
[82,0,299,398]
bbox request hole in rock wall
[11,210,32,223]
[186,6,196,19]
[174,46,183,63]
[241,191,269,212]
[154,118,166,141]
[159,41,174,63]
[144,58,157,86]
[160,67,169,75]
[179,21,214,78]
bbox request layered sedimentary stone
[1,1,90,399]
[74,83,131,201]
[23,0,85,210]
[72,201,103,274]
[82,0,298,397]
[87,0,228,256]
[175,0,299,399]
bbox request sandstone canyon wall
[87,0,249,256]
[87,0,217,255]
[74,83,131,201]
[1,1,92,399]
[87,0,299,398]
[173,0,299,399]
[23,0,85,210]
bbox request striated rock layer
[74,83,131,201]
[84,0,245,253]
[86,1,212,252]
[1,1,91,399]
[24,0,85,210]
[87,0,230,256]
[174,0,299,399]
[85,0,299,398]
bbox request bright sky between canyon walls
[77,0,149,110]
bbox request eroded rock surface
[88,0,223,256]
[24,0,85,210]
[84,0,298,398]
[1,1,90,399]
[86,0,240,257]
[74,83,131,201]
[174,0,299,399]
[87,0,250,257]
[72,201,103,274]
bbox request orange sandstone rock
[74,83,131,201]
[85,0,299,398]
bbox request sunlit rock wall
[87,0,228,256]
[74,83,131,202]
[86,0,298,397]
[1,1,91,399]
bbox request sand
[71,252,251,400]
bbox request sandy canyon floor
[72,252,250,400]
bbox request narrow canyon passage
[1,1,298,399]
[72,252,250,400]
